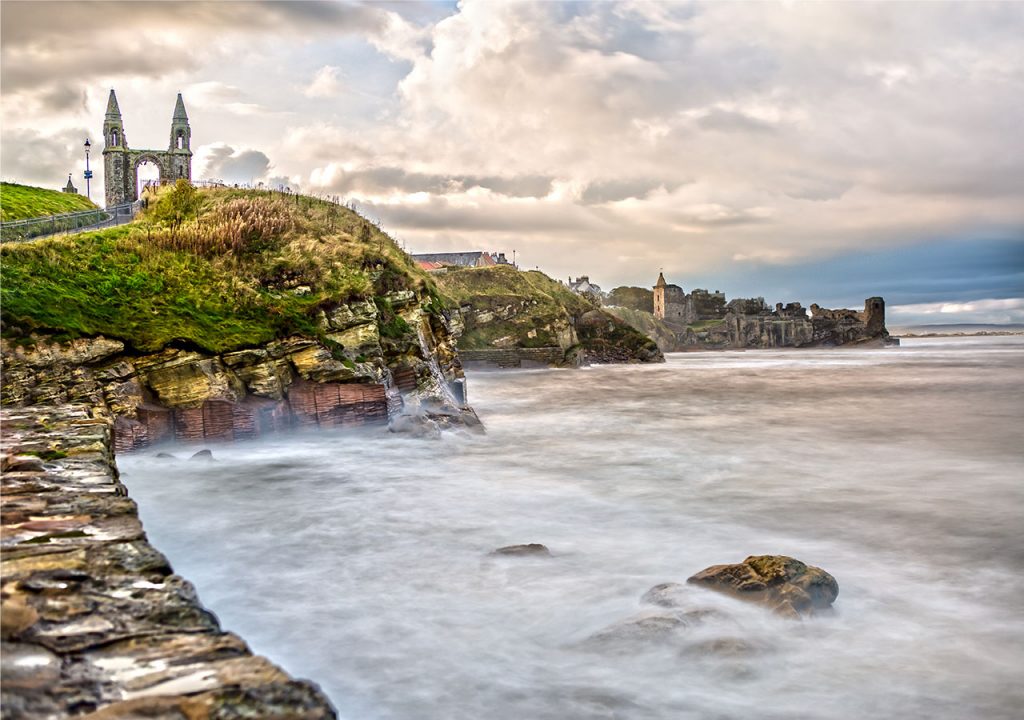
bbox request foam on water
[120,336,1024,720]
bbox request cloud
[889,298,1024,326]
[0,127,93,190]
[0,1,390,94]
[304,66,342,98]
[309,164,554,199]
[195,144,271,184]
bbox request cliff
[603,306,680,353]
[433,265,663,367]
[1,404,337,718]
[1,184,478,448]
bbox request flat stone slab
[1,404,336,719]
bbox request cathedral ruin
[102,89,192,207]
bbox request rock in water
[686,555,838,617]
[490,543,550,557]
[189,449,214,462]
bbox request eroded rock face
[1,294,482,452]
[0,405,336,718]
[687,555,839,617]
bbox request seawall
[0,404,336,719]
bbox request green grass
[1,181,98,221]
[688,319,726,331]
[1,185,435,353]
[436,266,594,349]
[435,264,660,360]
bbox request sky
[2,0,1022,325]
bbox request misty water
[120,337,1024,720]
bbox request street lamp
[83,138,93,201]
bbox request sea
[120,336,1024,720]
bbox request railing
[0,201,141,244]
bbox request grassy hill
[1,181,98,222]
[1,182,437,353]
[435,264,663,362]
[436,265,594,348]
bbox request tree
[607,286,654,313]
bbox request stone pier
[0,404,336,719]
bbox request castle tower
[654,272,667,319]
[863,297,886,335]
[168,93,192,181]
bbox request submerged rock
[388,413,441,439]
[587,611,693,645]
[189,449,215,462]
[641,582,690,608]
[155,452,177,460]
[687,555,838,617]
[490,543,551,557]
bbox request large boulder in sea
[687,555,838,618]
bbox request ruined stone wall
[0,405,337,718]
[662,296,896,350]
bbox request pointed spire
[105,89,122,119]
[656,272,667,287]
[172,93,188,122]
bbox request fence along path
[0,180,227,244]
[0,202,139,244]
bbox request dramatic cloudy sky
[3,0,1022,324]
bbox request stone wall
[0,404,336,718]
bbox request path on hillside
[0,202,140,243]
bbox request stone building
[653,272,727,324]
[61,174,78,195]
[568,276,605,304]
[102,89,192,207]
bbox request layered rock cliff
[1,405,337,718]
[1,186,478,449]
[433,265,663,367]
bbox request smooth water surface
[121,337,1024,720]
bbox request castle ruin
[652,272,892,348]
[102,89,192,207]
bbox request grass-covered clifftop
[435,265,594,348]
[1,183,436,353]
[1,181,98,221]
[435,265,663,363]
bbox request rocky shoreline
[0,404,337,719]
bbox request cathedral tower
[168,93,192,180]
[101,89,193,207]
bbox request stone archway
[133,153,165,200]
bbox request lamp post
[83,138,93,201]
